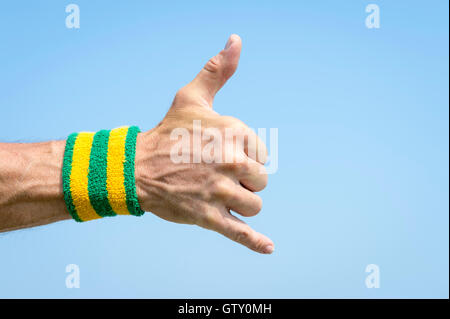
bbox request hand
[135,34,274,254]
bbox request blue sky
[0,0,448,298]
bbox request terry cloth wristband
[62,126,144,222]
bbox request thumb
[190,34,242,106]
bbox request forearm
[0,140,70,232]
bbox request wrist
[134,129,161,213]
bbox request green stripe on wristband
[88,129,117,217]
[62,132,83,222]
[124,126,144,216]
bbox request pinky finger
[215,210,274,254]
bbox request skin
[0,34,274,254]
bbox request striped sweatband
[62,126,144,222]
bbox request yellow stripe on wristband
[70,132,102,221]
[106,126,130,215]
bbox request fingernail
[224,36,233,50]
[263,245,274,254]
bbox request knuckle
[220,115,236,127]
[246,196,263,216]
[211,179,231,198]
[234,229,250,244]
[175,87,188,98]
[199,210,217,229]
[221,116,247,130]
[257,141,269,164]
[204,56,221,74]
[260,178,268,191]
[253,238,267,252]
[221,158,248,175]
[258,164,268,177]
[254,197,263,214]
[233,160,250,173]
[199,189,213,202]
[258,166,269,190]
[174,87,191,103]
